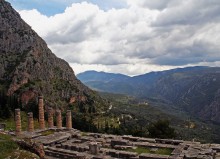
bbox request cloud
[18,1,220,75]
[153,0,220,26]
[125,0,174,10]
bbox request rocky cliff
[0,0,107,111]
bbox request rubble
[20,128,219,159]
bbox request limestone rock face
[0,0,107,111]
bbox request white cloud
[18,1,220,75]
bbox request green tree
[148,120,176,139]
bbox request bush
[148,120,176,139]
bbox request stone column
[48,107,54,128]
[15,109,21,136]
[56,110,62,129]
[28,112,34,132]
[89,142,100,155]
[38,96,45,129]
[66,110,72,129]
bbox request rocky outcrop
[0,0,107,111]
[16,140,45,159]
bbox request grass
[81,132,88,136]
[41,129,55,136]
[0,111,40,131]
[7,150,40,159]
[94,116,120,129]
[0,134,40,158]
[0,133,18,158]
[126,146,173,155]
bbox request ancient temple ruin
[13,96,220,159]
[14,96,73,135]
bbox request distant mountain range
[77,67,220,123]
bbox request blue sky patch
[6,0,126,16]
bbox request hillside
[0,0,108,113]
[77,67,220,123]
[99,92,220,143]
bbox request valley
[1,0,220,158]
[77,67,220,123]
[99,92,220,143]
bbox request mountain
[149,67,220,123]
[77,67,220,123]
[0,0,107,112]
[77,71,129,82]
[77,71,132,92]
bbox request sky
[6,0,220,76]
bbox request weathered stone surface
[27,112,34,132]
[56,110,62,129]
[111,139,130,147]
[26,129,219,159]
[139,153,169,159]
[33,132,72,146]
[16,140,45,159]
[15,108,21,136]
[48,107,54,128]
[66,110,72,129]
[38,96,45,129]
[89,142,100,155]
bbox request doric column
[15,109,21,136]
[48,107,54,128]
[38,96,45,129]
[66,110,72,129]
[56,110,62,129]
[27,112,34,132]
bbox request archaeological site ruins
[13,96,220,159]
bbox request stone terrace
[24,129,220,159]
[13,96,220,159]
